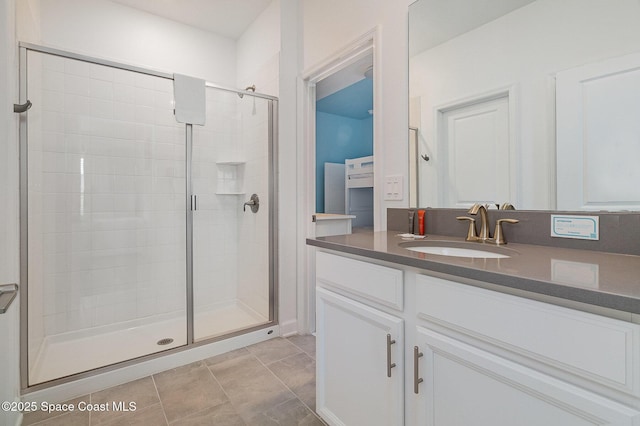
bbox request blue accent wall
[316,112,373,212]
[316,78,373,119]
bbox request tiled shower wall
[191,89,242,319]
[192,84,273,327]
[27,52,187,367]
[236,53,279,320]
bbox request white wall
[235,1,280,320]
[0,0,21,423]
[278,0,302,335]
[237,0,280,95]
[18,0,237,85]
[303,0,410,229]
[410,0,640,210]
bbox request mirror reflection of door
[438,94,511,208]
[315,54,374,236]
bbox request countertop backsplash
[388,208,640,256]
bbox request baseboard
[279,319,299,337]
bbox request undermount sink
[399,240,516,259]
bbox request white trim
[302,29,377,82]
[373,26,384,230]
[433,84,519,207]
[278,319,300,337]
[297,27,380,334]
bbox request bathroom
[2,0,640,425]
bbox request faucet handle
[493,218,519,245]
[499,203,515,210]
[456,216,478,241]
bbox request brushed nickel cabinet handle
[386,334,396,378]
[414,346,424,394]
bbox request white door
[414,327,640,426]
[316,288,404,426]
[557,52,640,210]
[439,94,511,207]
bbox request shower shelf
[216,161,246,194]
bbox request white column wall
[278,0,302,335]
[0,0,21,423]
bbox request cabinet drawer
[316,251,404,310]
[416,274,640,396]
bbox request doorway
[315,54,374,231]
[299,30,378,333]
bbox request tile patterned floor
[22,335,324,426]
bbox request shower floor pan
[29,300,267,385]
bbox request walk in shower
[18,43,277,389]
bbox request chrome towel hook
[14,100,32,113]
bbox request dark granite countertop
[307,232,640,314]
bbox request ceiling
[316,79,373,120]
[109,0,273,39]
[409,0,536,56]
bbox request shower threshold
[29,300,267,385]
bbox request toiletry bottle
[418,210,426,235]
[409,210,415,234]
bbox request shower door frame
[18,42,279,393]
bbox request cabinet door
[414,327,640,426]
[316,287,404,426]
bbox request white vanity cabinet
[414,327,638,425]
[315,250,640,426]
[315,251,405,426]
[316,288,404,426]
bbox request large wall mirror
[409,0,640,211]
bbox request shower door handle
[190,195,197,211]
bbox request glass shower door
[24,49,187,385]
[191,86,274,341]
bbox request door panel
[415,327,640,426]
[557,52,640,210]
[440,95,510,207]
[316,287,404,426]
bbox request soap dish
[397,233,426,240]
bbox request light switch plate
[384,175,403,200]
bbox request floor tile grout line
[203,360,248,426]
[150,374,170,426]
[241,339,314,420]
[276,338,325,424]
[28,337,317,426]
[252,341,322,421]
[285,336,316,359]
